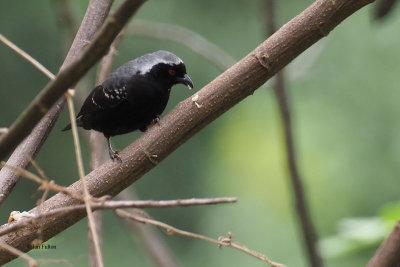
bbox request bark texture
[367,220,400,267]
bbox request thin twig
[263,1,323,267]
[37,258,73,267]
[29,159,51,206]
[88,207,103,267]
[0,242,37,267]
[29,157,51,205]
[116,209,286,267]
[96,197,237,208]
[0,34,55,80]
[66,96,103,267]
[0,161,83,201]
[31,197,238,218]
[29,158,49,181]
[0,197,237,239]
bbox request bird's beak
[177,74,194,90]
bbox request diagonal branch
[0,198,237,238]
[0,0,374,264]
[367,220,400,266]
[0,34,55,80]
[0,0,146,161]
[116,209,285,267]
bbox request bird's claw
[109,150,122,162]
[152,115,161,126]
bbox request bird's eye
[168,69,176,76]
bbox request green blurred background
[1,0,400,266]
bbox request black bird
[63,50,193,161]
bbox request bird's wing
[77,78,129,116]
[96,82,129,108]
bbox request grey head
[134,50,184,74]
[108,50,184,78]
[105,50,193,89]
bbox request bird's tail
[61,116,83,131]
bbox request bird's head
[137,50,194,90]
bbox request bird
[62,50,193,162]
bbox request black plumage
[63,50,193,161]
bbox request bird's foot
[152,115,161,126]
[109,149,122,163]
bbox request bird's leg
[106,136,121,162]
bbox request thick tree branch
[0,0,373,264]
[263,1,323,266]
[367,220,400,266]
[0,0,115,206]
[0,0,146,161]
